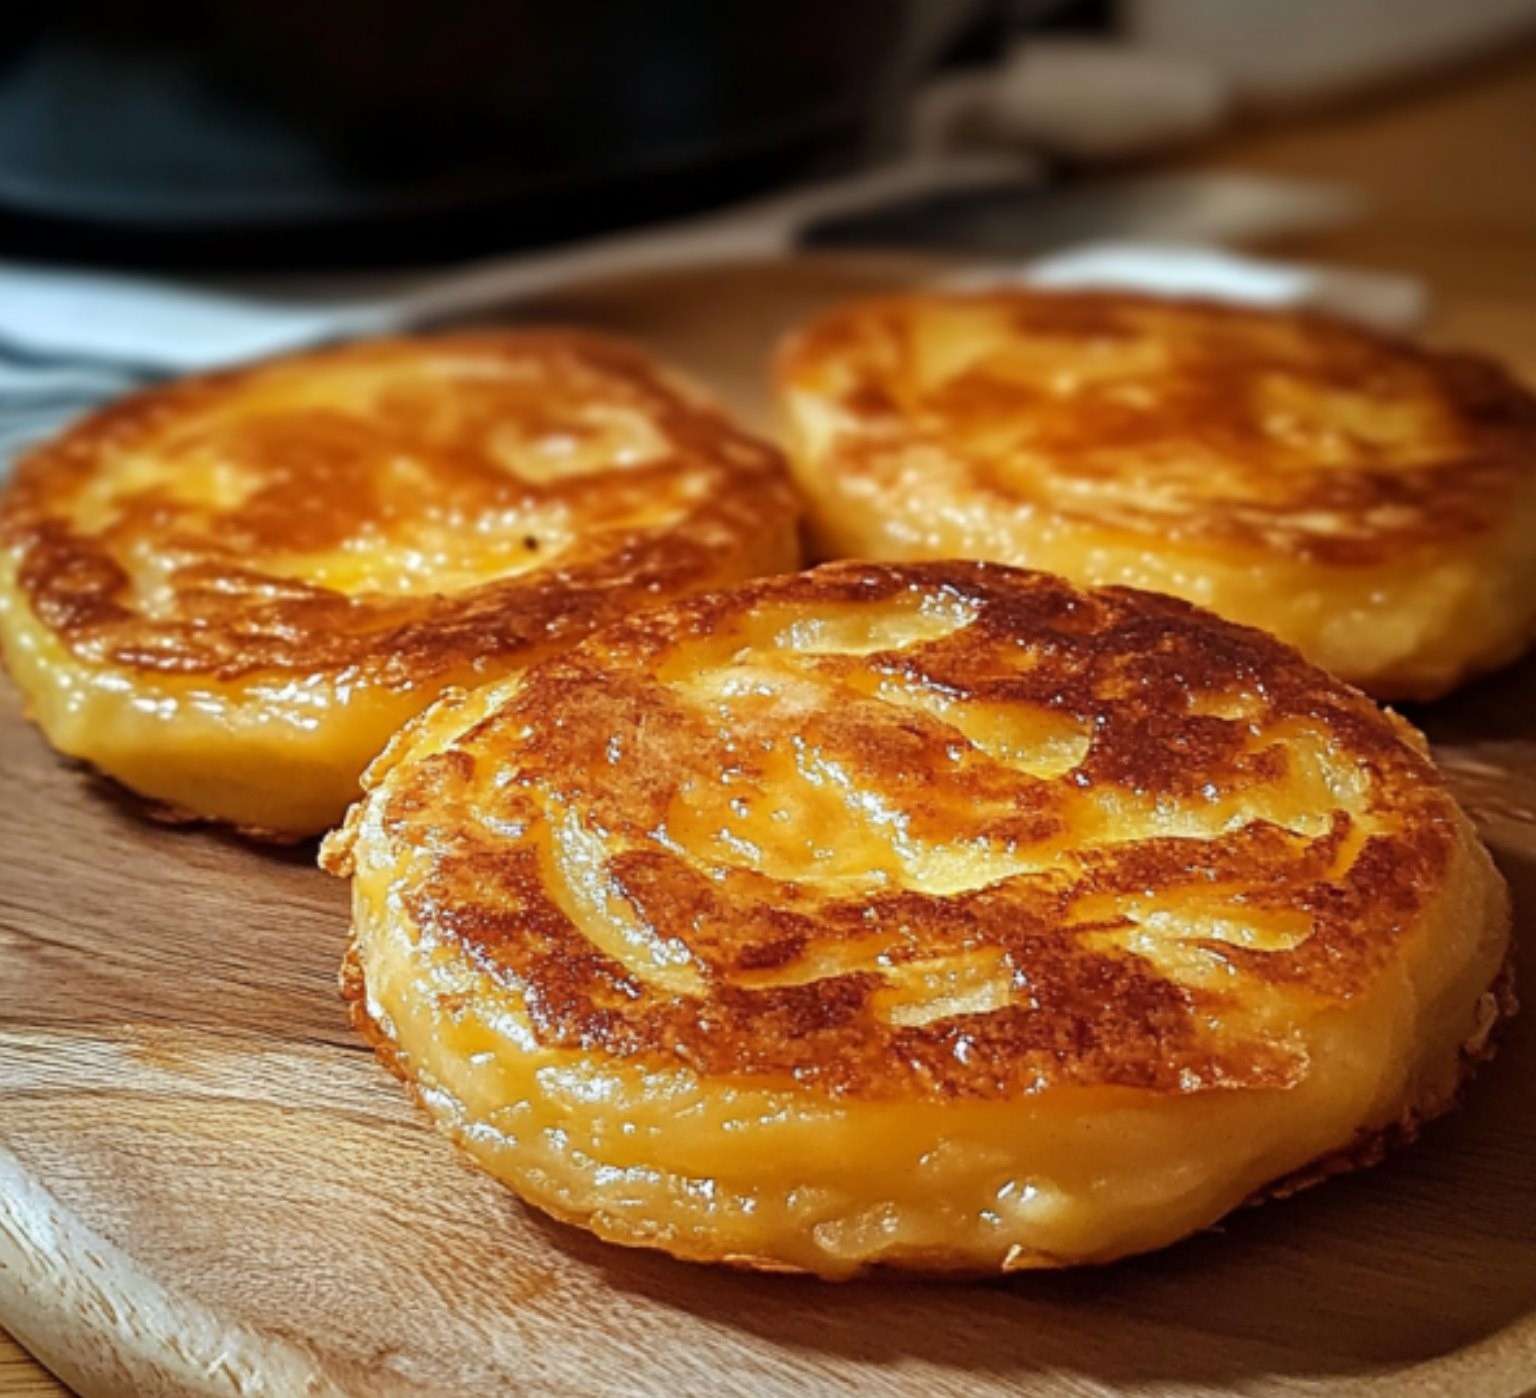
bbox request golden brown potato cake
[0,332,799,837]
[776,290,1536,699]
[322,560,1512,1278]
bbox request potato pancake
[0,332,799,836]
[777,290,1536,698]
[323,560,1512,1276]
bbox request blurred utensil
[0,158,1030,373]
[0,167,1370,375]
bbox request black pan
[0,0,989,266]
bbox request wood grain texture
[1,600,1534,1398]
[0,1337,65,1398]
[5,46,1536,1388]
[1176,39,1536,383]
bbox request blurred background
[1,0,1533,267]
[0,0,1534,463]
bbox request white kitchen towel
[0,345,156,467]
[0,234,1422,475]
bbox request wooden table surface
[1182,43,1536,378]
[4,43,1534,1398]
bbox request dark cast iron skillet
[0,0,988,266]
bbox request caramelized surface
[335,562,1500,1099]
[777,291,1536,697]
[780,290,1536,562]
[0,332,800,833]
[3,331,797,681]
[327,562,1510,1272]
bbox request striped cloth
[0,340,161,473]
[0,242,1424,477]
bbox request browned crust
[776,288,1536,566]
[348,559,1491,1104]
[338,937,1518,1278]
[0,330,799,683]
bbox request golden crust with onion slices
[776,289,1536,699]
[0,331,799,836]
[323,560,1512,1276]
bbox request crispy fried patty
[0,331,800,835]
[777,290,1536,698]
[324,561,1512,1276]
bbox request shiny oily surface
[323,560,1512,1277]
[777,290,1536,699]
[0,332,800,835]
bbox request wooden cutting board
[3,258,1535,1398]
